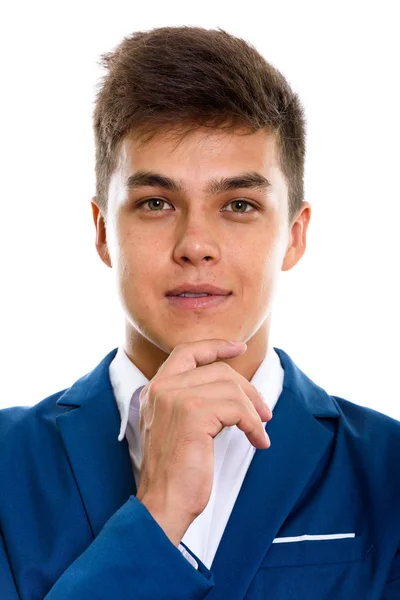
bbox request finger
[177,381,270,449]
[148,362,272,423]
[154,339,248,379]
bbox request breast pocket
[260,536,364,568]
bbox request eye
[136,198,172,211]
[223,199,257,214]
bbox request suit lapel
[56,348,136,537]
[207,348,340,600]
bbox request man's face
[92,126,310,377]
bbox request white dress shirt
[109,343,284,570]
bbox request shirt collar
[109,343,284,442]
[109,347,149,441]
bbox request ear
[281,202,311,272]
[91,197,112,268]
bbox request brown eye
[137,198,172,211]
[147,199,165,210]
[224,200,255,214]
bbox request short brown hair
[93,26,306,224]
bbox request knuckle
[249,422,260,437]
[154,388,171,405]
[242,419,255,434]
[221,382,244,410]
[174,342,189,353]
[216,361,232,374]
[146,380,158,398]
[246,402,259,420]
[181,394,202,414]
[244,412,259,431]
[228,380,243,395]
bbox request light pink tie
[125,385,146,486]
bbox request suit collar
[56,348,118,409]
[274,347,339,418]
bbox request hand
[136,339,272,546]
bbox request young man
[0,25,399,600]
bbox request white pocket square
[272,533,356,544]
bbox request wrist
[138,492,192,547]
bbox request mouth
[166,292,233,310]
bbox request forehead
[117,126,282,177]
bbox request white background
[0,1,398,417]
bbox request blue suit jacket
[1,347,400,599]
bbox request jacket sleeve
[43,496,214,600]
[382,546,400,599]
[0,532,20,600]
[0,497,214,600]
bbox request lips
[166,283,231,296]
[166,293,232,310]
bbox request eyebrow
[125,170,272,195]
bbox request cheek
[114,225,153,274]
[243,241,285,300]
[116,237,170,303]
[247,239,281,275]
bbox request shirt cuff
[179,543,199,570]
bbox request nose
[172,214,221,266]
